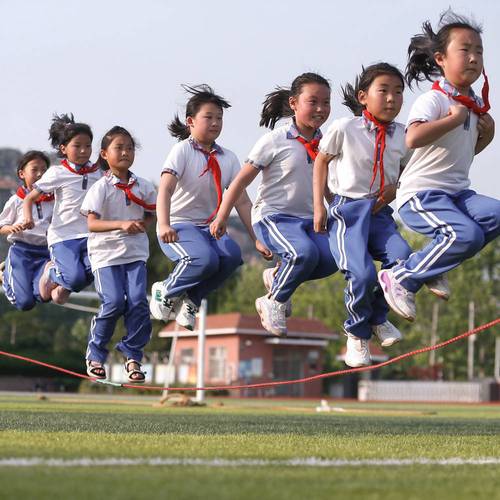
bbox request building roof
[159,312,339,340]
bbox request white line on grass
[0,457,499,468]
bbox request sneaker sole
[176,318,195,331]
[377,336,402,348]
[255,298,287,337]
[378,270,415,322]
[344,358,371,368]
[427,287,450,301]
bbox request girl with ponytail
[379,10,500,325]
[313,63,413,367]
[210,73,337,337]
[151,85,271,331]
[23,113,101,306]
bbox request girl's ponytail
[405,21,440,88]
[168,115,190,140]
[259,88,293,129]
[341,77,364,116]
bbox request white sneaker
[255,295,287,337]
[262,266,292,317]
[425,274,450,301]
[149,282,182,321]
[176,297,198,331]
[0,261,5,286]
[372,320,402,347]
[378,269,416,322]
[345,333,371,367]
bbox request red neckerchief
[362,110,391,196]
[199,151,223,223]
[295,136,320,162]
[16,186,54,202]
[61,159,99,175]
[432,70,490,115]
[114,177,156,211]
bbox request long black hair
[48,113,93,158]
[96,126,137,171]
[260,72,330,129]
[405,9,482,88]
[168,85,231,141]
[341,63,405,116]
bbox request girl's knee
[455,225,485,257]
[64,268,89,292]
[296,244,320,269]
[195,250,220,277]
[16,297,36,311]
[102,297,126,317]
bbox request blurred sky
[1,0,499,200]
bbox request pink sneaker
[378,269,416,322]
[255,295,287,337]
[39,261,56,302]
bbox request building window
[209,346,227,380]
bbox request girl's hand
[7,223,26,234]
[313,206,328,233]
[159,223,178,243]
[209,217,227,240]
[121,220,146,234]
[372,183,397,214]
[23,218,35,230]
[448,104,469,126]
[477,113,495,139]
[256,239,273,261]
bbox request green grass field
[0,393,499,499]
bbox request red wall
[173,335,325,398]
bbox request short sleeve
[162,142,186,179]
[246,132,276,169]
[319,119,346,156]
[406,91,446,127]
[80,180,106,217]
[0,196,18,227]
[33,165,59,194]
[142,181,158,213]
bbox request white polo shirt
[34,161,102,246]
[396,87,479,210]
[81,171,157,272]
[161,137,240,226]
[319,116,410,199]
[248,121,322,223]
[0,189,53,247]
